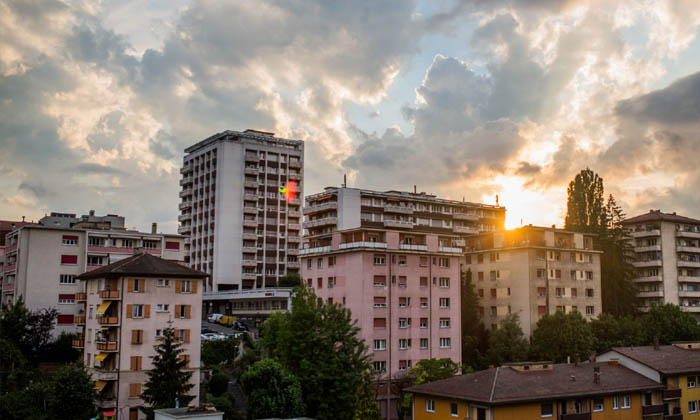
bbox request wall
[660,221,680,305]
[213,140,243,290]
[412,395,471,420]
[681,374,700,417]
[590,394,642,420]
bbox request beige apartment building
[623,210,700,316]
[74,252,206,420]
[463,225,602,336]
[2,211,185,335]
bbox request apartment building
[178,130,303,313]
[598,342,700,419]
[623,210,700,316]
[2,213,185,334]
[301,229,461,419]
[303,187,504,244]
[74,252,205,420]
[408,361,665,420]
[463,225,602,336]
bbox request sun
[485,176,567,230]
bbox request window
[537,287,546,297]
[420,338,428,349]
[133,278,143,292]
[87,255,103,265]
[690,401,698,413]
[490,271,497,281]
[420,318,428,328]
[131,329,143,344]
[129,383,142,398]
[373,297,387,308]
[374,254,386,265]
[61,255,78,265]
[165,241,180,250]
[398,256,407,266]
[399,297,409,308]
[155,329,163,338]
[612,396,619,410]
[317,278,323,288]
[317,258,323,268]
[491,288,497,297]
[478,289,484,297]
[420,297,428,308]
[440,298,450,308]
[373,361,386,372]
[399,339,409,350]
[399,318,409,328]
[689,376,697,388]
[374,276,386,287]
[156,304,169,312]
[439,278,450,288]
[478,271,484,281]
[439,318,450,328]
[450,402,458,417]
[373,339,386,351]
[420,256,428,267]
[438,257,449,268]
[477,254,484,263]
[586,271,593,280]
[59,274,76,284]
[586,306,595,315]
[621,395,630,409]
[62,235,78,246]
[593,398,604,412]
[306,259,312,269]
[556,288,564,297]
[328,256,335,267]
[537,269,546,278]
[88,237,105,246]
[465,255,472,264]
[130,356,143,370]
[439,337,451,348]
[538,305,546,315]
[586,288,594,297]
[420,277,428,287]
[571,288,577,297]
[157,279,170,287]
[178,329,190,343]
[426,399,435,413]
[133,304,144,318]
[181,280,192,293]
[541,403,553,417]
[58,294,75,304]
[374,318,386,329]
[490,252,499,262]
[398,276,407,287]
[178,305,189,318]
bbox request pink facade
[301,230,462,377]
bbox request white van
[207,313,223,323]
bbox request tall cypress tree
[140,327,194,419]
[564,168,606,234]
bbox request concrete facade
[463,225,602,336]
[623,210,700,317]
[2,223,185,335]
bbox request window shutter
[144,304,150,318]
[176,280,182,293]
[130,356,138,370]
[185,330,190,343]
[128,279,134,292]
[141,279,146,293]
[137,356,142,370]
[185,305,191,319]
[126,304,133,318]
[131,330,139,344]
[129,383,141,397]
[191,280,198,294]
[175,305,181,318]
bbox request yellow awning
[96,301,112,315]
[94,380,107,391]
[94,352,109,362]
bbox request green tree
[201,338,240,367]
[40,332,81,363]
[590,313,645,353]
[353,371,380,420]
[641,303,700,344]
[0,379,51,420]
[396,358,460,420]
[487,314,529,366]
[0,298,58,364]
[208,372,230,397]
[49,362,97,419]
[206,392,243,420]
[461,269,489,370]
[278,272,302,287]
[530,311,596,363]
[240,358,305,419]
[261,287,370,420]
[564,168,606,234]
[140,327,194,419]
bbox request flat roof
[185,130,303,154]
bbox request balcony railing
[96,341,118,351]
[384,204,414,215]
[642,405,665,416]
[99,290,120,299]
[75,292,87,301]
[97,316,119,325]
[663,388,682,400]
[453,212,479,221]
[400,244,428,251]
[71,335,84,348]
[384,220,414,229]
[74,315,86,324]
[454,226,480,234]
[303,217,338,229]
[303,201,338,215]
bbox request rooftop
[185,129,303,154]
[76,252,207,280]
[406,361,662,405]
[154,407,223,419]
[622,209,700,225]
[608,344,700,375]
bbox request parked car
[203,332,226,341]
[233,321,249,331]
[207,313,223,323]
[201,326,215,334]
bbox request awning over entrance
[96,301,112,315]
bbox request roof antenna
[496,194,499,205]
[414,185,417,194]
[343,173,347,188]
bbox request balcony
[303,217,338,229]
[245,167,258,176]
[453,212,479,221]
[94,370,118,381]
[99,290,120,299]
[72,335,84,348]
[289,173,302,181]
[289,210,302,218]
[3,263,16,273]
[631,229,661,238]
[663,388,682,400]
[96,341,118,352]
[178,201,192,211]
[1,283,15,292]
[242,246,258,254]
[287,261,300,269]
[180,166,193,174]
[303,201,337,214]
[287,249,300,256]
[179,188,193,198]
[289,159,302,168]
[243,233,258,241]
[439,246,462,253]
[453,226,480,234]
[559,413,590,420]
[400,244,428,251]
[642,405,665,416]
[244,180,259,188]
[384,204,414,215]
[179,178,192,186]
[74,315,86,325]
[244,206,258,215]
[245,154,258,163]
[635,245,662,252]
[678,260,700,268]
[244,193,259,201]
[638,290,664,298]
[75,292,87,301]
[178,214,191,222]
[241,273,257,280]
[664,415,682,420]
[452,239,466,246]
[97,316,119,325]
[98,398,117,409]
[242,259,259,268]
[288,223,301,231]
[384,220,414,229]
[632,260,663,268]
[680,290,700,298]
[633,276,663,283]
[300,246,332,255]
[287,236,301,242]
[178,226,191,235]
[677,230,700,239]
[243,220,258,228]
[679,276,700,283]
[678,245,700,253]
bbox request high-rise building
[74,252,205,420]
[623,210,700,316]
[462,225,602,336]
[2,212,185,335]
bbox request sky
[1,0,700,233]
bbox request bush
[201,338,239,367]
[209,372,229,397]
[207,392,243,420]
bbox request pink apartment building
[301,229,462,418]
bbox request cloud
[74,163,125,175]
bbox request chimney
[151,222,157,234]
[414,185,417,194]
[593,366,600,384]
[89,210,95,216]
[654,336,660,350]
[22,216,25,222]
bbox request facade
[178,130,303,316]
[598,342,700,419]
[2,216,185,334]
[408,361,665,420]
[74,252,206,420]
[622,210,700,316]
[463,225,602,336]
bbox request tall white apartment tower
[178,130,304,294]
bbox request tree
[278,272,302,287]
[39,332,81,363]
[208,372,229,397]
[240,358,305,419]
[590,313,645,353]
[487,314,529,366]
[206,392,243,420]
[140,327,194,419]
[564,168,606,234]
[353,371,380,420]
[261,287,370,420]
[201,338,240,367]
[396,358,460,420]
[641,303,700,345]
[461,269,489,370]
[530,311,596,363]
[0,298,58,364]
[49,362,97,419]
